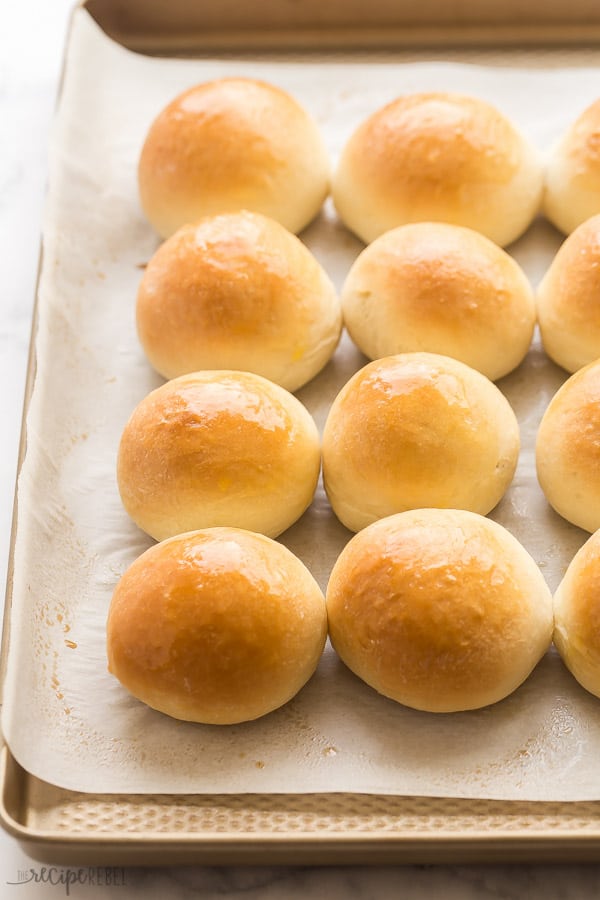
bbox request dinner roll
[326,509,553,713]
[544,100,600,235]
[341,222,535,381]
[536,214,600,373]
[107,528,327,724]
[322,352,519,532]
[117,371,320,541]
[554,529,600,699]
[332,92,542,247]
[536,360,600,533]
[138,77,330,238]
[136,211,342,391]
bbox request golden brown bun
[332,92,542,247]
[117,371,320,541]
[322,352,519,533]
[544,101,600,235]
[553,529,600,699]
[107,528,327,724]
[341,222,535,381]
[536,360,600,533]
[136,211,341,391]
[326,509,553,713]
[138,78,330,238]
[536,214,600,373]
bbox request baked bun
[536,360,600,533]
[341,222,535,381]
[326,509,553,713]
[322,352,519,533]
[136,211,342,391]
[544,100,600,235]
[536,214,600,373]
[332,92,542,247]
[117,371,320,541]
[107,528,327,724]
[138,77,330,238]
[554,529,600,699]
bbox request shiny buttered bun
[107,528,327,724]
[136,211,342,391]
[554,529,600,699]
[536,214,600,373]
[138,77,330,238]
[322,353,520,532]
[117,371,320,541]
[536,361,600,533]
[326,510,553,713]
[332,92,542,247]
[544,100,600,235]
[341,222,535,381]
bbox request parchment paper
[3,8,600,798]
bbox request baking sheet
[3,6,600,799]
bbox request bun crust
[326,509,553,713]
[117,371,321,541]
[136,211,341,391]
[536,214,600,373]
[536,360,600,533]
[138,77,330,238]
[107,528,327,724]
[332,92,542,246]
[554,529,600,699]
[341,222,535,381]
[322,352,520,533]
[544,100,600,235]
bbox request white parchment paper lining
[3,8,600,799]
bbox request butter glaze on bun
[138,77,330,238]
[107,528,327,724]
[341,222,535,381]
[554,529,600,699]
[332,92,542,247]
[322,352,520,533]
[117,371,321,541]
[544,100,600,235]
[536,214,600,373]
[536,360,600,533]
[136,211,342,391]
[326,509,553,713]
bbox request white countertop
[2,1,600,896]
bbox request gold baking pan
[4,746,600,866]
[4,0,600,866]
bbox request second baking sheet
[3,7,600,799]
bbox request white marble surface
[2,1,600,897]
